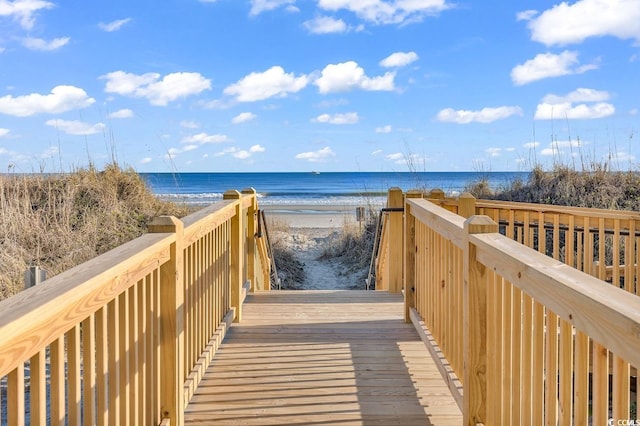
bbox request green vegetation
[0,163,188,299]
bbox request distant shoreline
[262,203,376,229]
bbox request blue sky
[0,0,638,172]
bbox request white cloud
[303,16,348,34]
[386,152,404,162]
[45,119,105,135]
[380,51,418,68]
[313,112,359,124]
[231,112,257,124]
[224,66,309,102]
[542,87,610,104]
[102,71,211,106]
[534,102,615,120]
[523,142,540,149]
[436,106,523,124]
[314,61,395,94]
[181,132,230,144]
[108,108,133,119]
[0,0,54,30]
[140,157,152,164]
[376,125,392,133]
[526,0,640,46]
[232,144,266,160]
[317,0,450,25]
[22,37,70,51]
[215,144,265,160]
[295,146,335,162]
[485,147,502,157]
[250,0,296,16]
[371,149,383,156]
[535,88,615,120]
[0,85,95,117]
[180,120,199,129]
[511,51,597,86]
[516,10,538,21]
[386,152,425,166]
[0,128,9,137]
[540,140,582,156]
[98,18,132,32]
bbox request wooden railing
[0,188,270,426]
[377,188,640,425]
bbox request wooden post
[148,216,185,426]
[463,215,498,426]
[242,188,257,291]
[388,188,404,293]
[404,190,423,322]
[458,192,476,218]
[224,190,244,322]
[429,189,445,201]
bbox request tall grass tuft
[465,163,640,211]
[0,163,188,299]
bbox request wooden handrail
[0,232,173,378]
[394,189,640,425]
[0,190,267,426]
[364,191,640,424]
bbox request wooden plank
[50,337,65,426]
[7,367,24,426]
[184,291,461,425]
[471,232,640,370]
[82,314,96,425]
[0,233,172,378]
[67,325,82,425]
[29,350,46,425]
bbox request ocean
[141,171,528,206]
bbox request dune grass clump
[320,215,377,287]
[0,163,189,299]
[465,164,640,211]
[264,217,306,289]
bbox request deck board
[184,290,462,425]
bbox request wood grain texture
[185,291,461,425]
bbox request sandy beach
[260,203,376,228]
[261,203,375,290]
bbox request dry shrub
[320,216,377,284]
[265,216,306,289]
[478,164,640,211]
[0,163,188,300]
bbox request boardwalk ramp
[185,290,461,425]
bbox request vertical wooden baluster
[96,307,108,426]
[613,219,630,420]
[30,349,47,425]
[68,325,82,425]
[592,218,609,424]
[7,367,24,426]
[107,297,120,425]
[83,314,96,425]
[51,336,66,425]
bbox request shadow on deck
[184,290,461,425]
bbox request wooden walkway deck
[184,290,462,425]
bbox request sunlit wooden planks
[185,291,462,425]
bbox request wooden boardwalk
[184,290,462,425]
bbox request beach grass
[0,163,188,300]
[464,163,640,211]
[4,160,640,299]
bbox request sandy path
[272,227,366,290]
